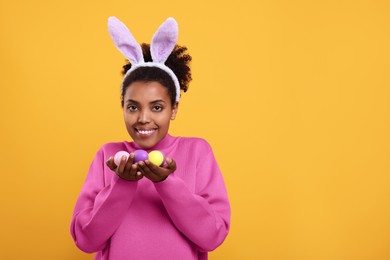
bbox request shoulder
[175,136,213,153]
[100,141,128,150]
[96,141,130,158]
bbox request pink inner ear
[108,16,144,64]
[151,18,178,63]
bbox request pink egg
[114,151,130,166]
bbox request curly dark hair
[121,43,192,106]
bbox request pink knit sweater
[70,134,230,260]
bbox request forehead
[124,81,170,101]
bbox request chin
[131,136,158,149]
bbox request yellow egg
[148,150,164,166]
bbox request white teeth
[138,129,156,135]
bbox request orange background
[0,0,389,259]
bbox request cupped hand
[106,153,143,181]
[137,157,177,182]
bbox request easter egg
[148,150,165,166]
[114,151,129,166]
[134,149,149,163]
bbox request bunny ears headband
[108,17,181,102]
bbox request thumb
[166,157,176,171]
[106,156,117,171]
[161,157,172,168]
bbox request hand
[106,153,143,181]
[137,157,177,182]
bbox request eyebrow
[125,99,166,104]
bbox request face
[123,81,178,149]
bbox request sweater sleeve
[70,147,138,253]
[154,140,231,252]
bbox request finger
[128,164,140,180]
[137,161,158,180]
[161,157,171,168]
[137,161,151,176]
[143,160,171,182]
[117,155,128,175]
[145,160,172,182]
[120,164,143,181]
[124,153,135,172]
[144,160,162,174]
[166,157,177,172]
[135,169,143,180]
[106,157,117,171]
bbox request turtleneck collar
[127,133,176,152]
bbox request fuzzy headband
[108,17,181,102]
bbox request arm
[153,141,231,252]
[70,148,138,253]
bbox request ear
[150,17,178,63]
[170,102,179,120]
[108,16,144,65]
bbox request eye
[153,106,163,112]
[127,105,138,111]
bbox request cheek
[157,116,172,129]
[160,111,173,122]
[124,113,136,125]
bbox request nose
[138,109,151,124]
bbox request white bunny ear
[150,17,178,63]
[108,16,144,64]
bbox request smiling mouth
[135,128,157,135]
